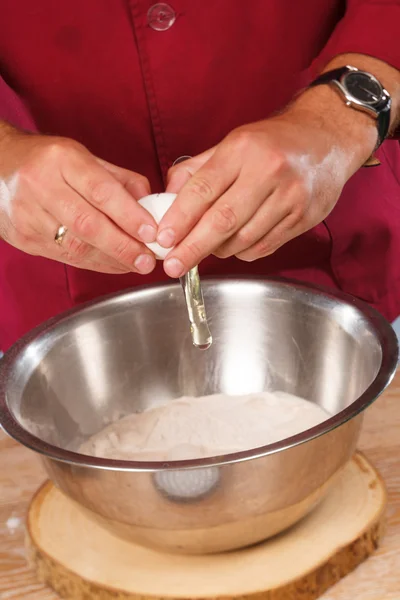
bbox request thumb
[166,147,216,194]
[95,157,151,200]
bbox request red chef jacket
[0,0,400,350]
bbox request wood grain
[25,454,386,600]
[1,371,400,599]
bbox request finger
[236,214,307,262]
[213,188,291,259]
[28,239,131,273]
[49,188,157,274]
[58,256,131,274]
[62,153,157,245]
[235,181,312,261]
[95,157,151,199]
[166,147,216,194]
[10,205,133,274]
[25,207,136,273]
[8,181,154,273]
[162,178,275,277]
[52,250,131,274]
[157,147,239,250]
[53,230,133,273]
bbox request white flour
[80,392,329,461]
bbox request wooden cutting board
[26,452,386,600]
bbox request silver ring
[54,225,68,246]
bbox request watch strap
[309,67,350,88]
[375,99,391,149]
[309,66,391,151]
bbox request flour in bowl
[79,392,329,461]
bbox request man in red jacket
[0,1,400,350]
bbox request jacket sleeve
[312,0,400,74]
[0,75,37,131]
[308,0,400,138]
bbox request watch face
[343,71,383,105]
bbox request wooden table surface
[1,373,399,600]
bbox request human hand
[158,87,377,278]
[0,124,158,274]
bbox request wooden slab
[26,453,386,600]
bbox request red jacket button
[147,3,176,31]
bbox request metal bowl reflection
[0,278,397,554]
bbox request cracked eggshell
[138,193,177,260]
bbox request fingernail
[164,257,185,278]
[157,228,175,248]
[134,254,156,274]
[138,224,157,243]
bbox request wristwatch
[309,65,392,165]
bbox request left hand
[157,90,376,278]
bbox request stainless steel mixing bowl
[0,278,397,554]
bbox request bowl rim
[0,276,398,472]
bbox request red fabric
[0,0,399,349]
[313,1,400,74]
[309,0,400,138]
[0,75,36,131]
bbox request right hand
[0,125,158,274]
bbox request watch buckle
[363,154,381,168]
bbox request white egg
[138,193,177,260]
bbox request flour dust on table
[79,392,330,461]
